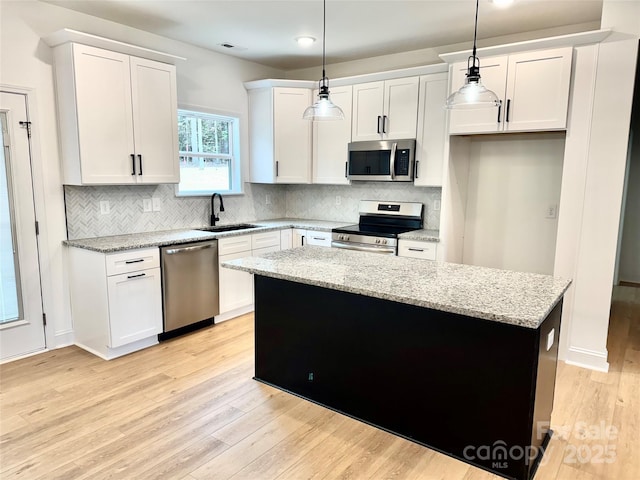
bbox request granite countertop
[398,229,440,242]
[63,218,355,253]
[222,247,571,329]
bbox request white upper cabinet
[53,43,179,185]
[448,47,573,135]
[249,87,312,184]
[414,72,448,187]
[352,77,420,141]
[312,85,353,185]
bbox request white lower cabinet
[217,230,281,321]
[280,228,293,249]
[397,239,437,261]
[288,229,332,248]
[68,247,162,359]
[305,230,332,247]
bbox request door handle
[130,154,136,175]
[276,161,279,177]
[497,100,502,123]
[382,115,388,134]
[165,244,214,255]
[345,161,348,178]
[138,154,143,175]
[377,116,382,134]
[125,259,144,264]
[127,273,146,279]
[506,99,511,123]
[414,160,420,179]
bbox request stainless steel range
[331,200,423,255]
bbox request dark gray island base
[253,275,561,480]
[222,248,570,480]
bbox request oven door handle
[389,142,397,180]
[331,241,396,255]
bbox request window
[176,108,242,196]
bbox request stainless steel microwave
[347,139,415,182]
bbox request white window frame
[175,106,243,197]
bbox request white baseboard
[215,304,254,323]
[53,329,74,349]
[564,345,610,372]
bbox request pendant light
[303,0,344,121]
[445,0,500,109]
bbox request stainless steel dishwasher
[160,240,219,334]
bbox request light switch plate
[546,328,555,351]
[152,197,161,212]
[143,199,152,212]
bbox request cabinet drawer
[398,240,437,260]
[105,248,160,276]
[306,231,331,247]
[218,235,252,256]
[252,231,280,250]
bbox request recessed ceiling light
[296,36,316,48]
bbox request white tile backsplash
[65,182,441,239]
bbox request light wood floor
[1,287,638,480]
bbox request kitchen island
[223,247,571,480]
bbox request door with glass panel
[0,91,45,361]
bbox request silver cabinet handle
[165,244,214,255]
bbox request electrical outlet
[546,328,555,351]
[433,200,441,211]
[265,194,271,205]
[143,199,152,212]
[99,201,110,215]
[546,204,558,219]
[152,197,161,212]
[335,196,341,206]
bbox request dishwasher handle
[164,243,215,255]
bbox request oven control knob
[382,239,388,245]
[375,239,381,244]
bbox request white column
[557,0,639,371]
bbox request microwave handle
[389,142,397,179]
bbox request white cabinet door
[383,77,420,140]
[352,81,385,141]
[280,228,293,250]
[73,44,137,184]
[107,267,162,348]
[352,79,419,141]
[130,57,179,183]
[448,48,573,135]
[313,85,352,184]
[415,72,448,187]
[293,228,306,247]
[504,47,572,132]
[448,56,508,135]
[56,44,179,185]
[274,88,312,183]
[218,251,254,314]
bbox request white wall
[462,133,564,275]
[0,0,283,349]
[285,22,601,80]
[555,0,639,372]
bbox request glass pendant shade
[303,82,344,121]
[445,72,501,109]
[303,0,344,121]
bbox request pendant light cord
[322,0,326,81]
[472,0,479,59]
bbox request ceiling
[42,0,604,71]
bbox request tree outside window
[176,109,241,196]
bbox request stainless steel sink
[196,224,260,233]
